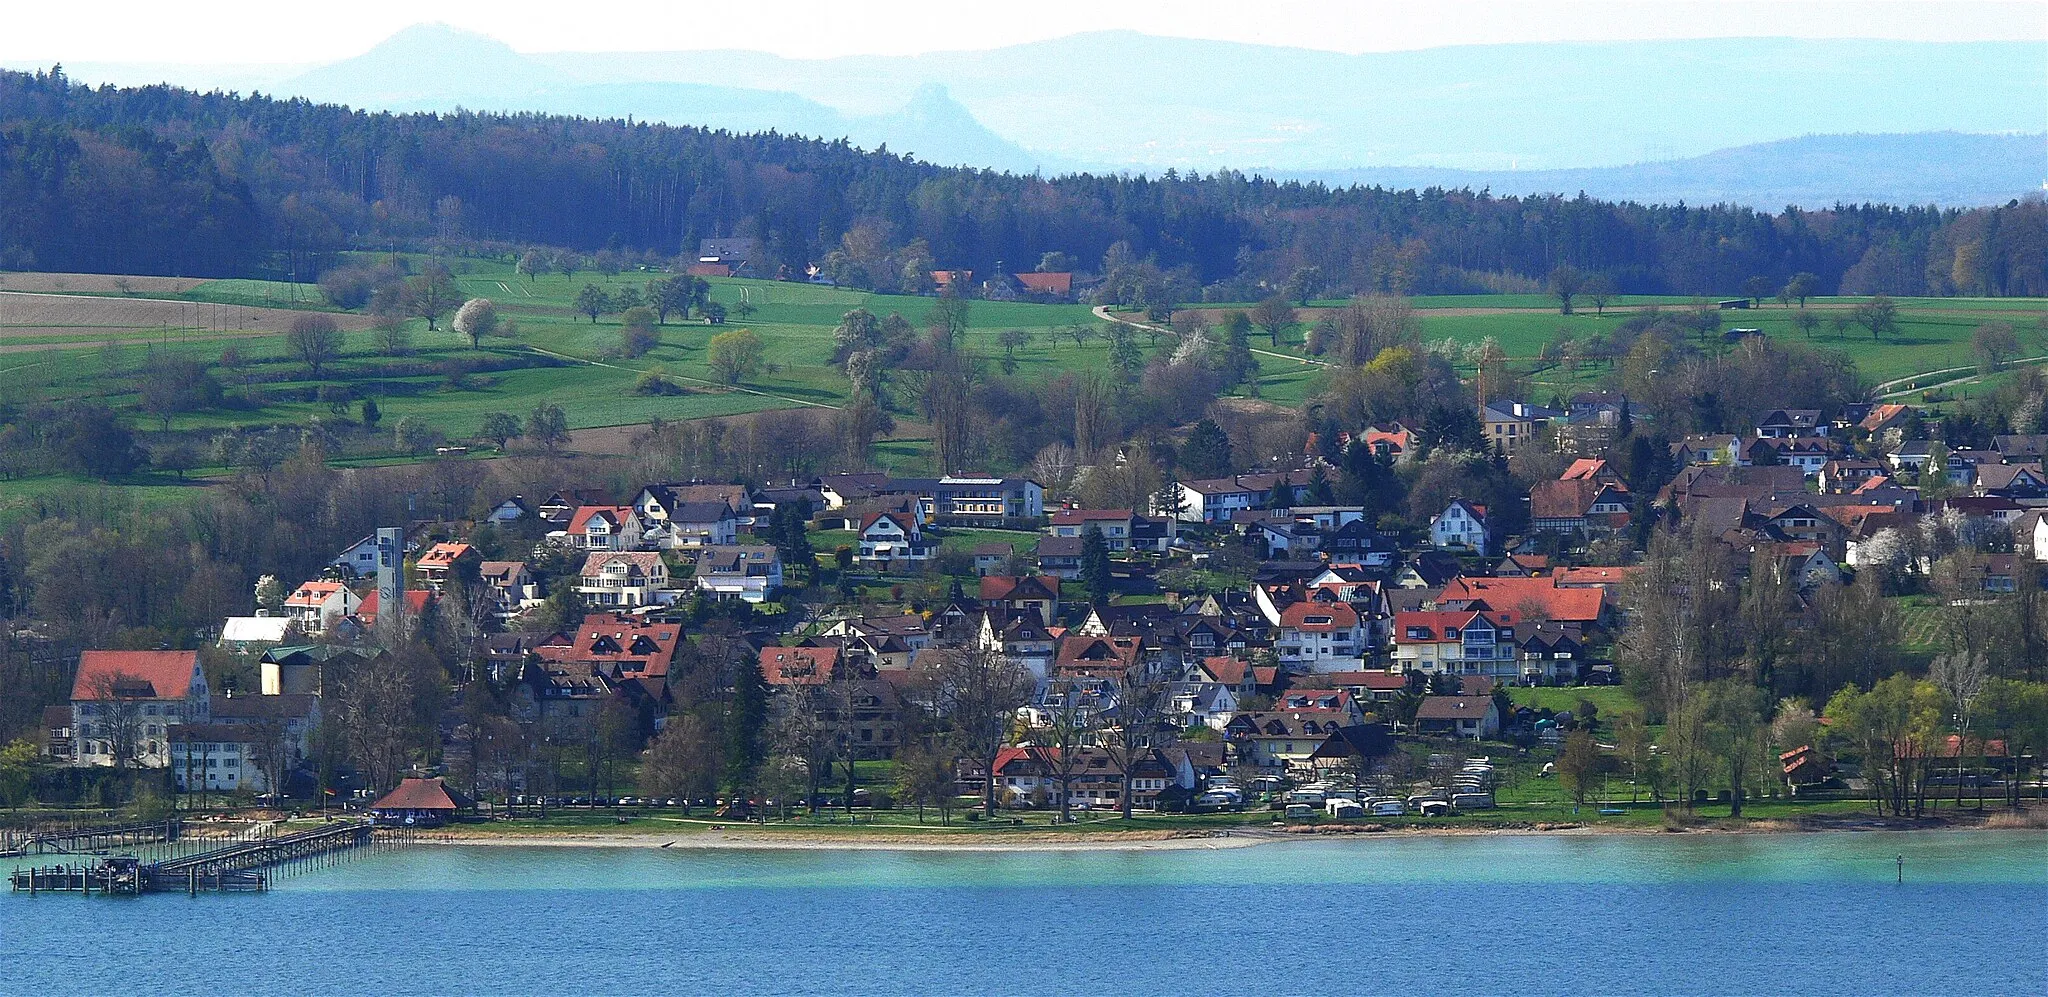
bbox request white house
[565,506,648,551]
[694,545,783,603]
[1429,498,1489,556]
[69,650,209,770]
[1276,602,1366,673]
[282,581,360,635]
[857,511,934,564]
[576,551,676,609]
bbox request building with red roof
[981,575,1061,625]
[69,650,209,769]
[1012,271,1074,297]
[537,613,682,683]
[369,777,475,826]
[1391,609,1521,681]
[415,541,478,593]
[355,588,434,634]
[1438,575,1606,627]
[759,646,840,686]
[284,580,360,634]
[1276,602,1364,673]
[1053,634,1142,679]
[565,505,646,551]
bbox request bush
[634,371,686,396]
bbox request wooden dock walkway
[10,820,381,895]
[0,818,181,858]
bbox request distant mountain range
[20,25,2046,205]
[1278,133,2047,209]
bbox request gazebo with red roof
[368,777,475,827]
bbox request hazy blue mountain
[275,24,1059,172]
[539,31,2044,172]
[59,25,2044,205]
[1277,133,2048,209]
[284,23,576,107]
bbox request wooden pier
[0,818,182,858]
[10,820,380,895]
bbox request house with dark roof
[1036,535,1086,579]
[1481,401,1562,455]
[1757,409,1825,438]
[1225,710,1355,773]
[981,575,1061,626]
[1528,479,1632,536]
[856,511,934,564]
[694,545,783,603]
[1414,696,1501,739]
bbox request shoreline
[407,810,2044,852]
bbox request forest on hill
[0,67,2043,299]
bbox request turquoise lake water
[3,831,2044,996]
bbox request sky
[3,0,2040,64]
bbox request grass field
[3,256,2044,490]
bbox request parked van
[1368,799,1407,817]
[1325,799,1365,819]
[1450,793,1495,810]
[1284,803,1315,820]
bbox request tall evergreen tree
[1081,526,1113,605]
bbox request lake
[4,831,2044,996]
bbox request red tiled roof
[1280,602,1360,630]
[357,589,434,627]
[1054,635,1142,676]
[1561,458,1613,481]
[1199,656,1249,685]
[567,505,636,535]
[1551,566,1640,588]
[417,542,474,567]
[538,613,681,678]
[1013,271,1073,295]
[1439,576,1604,624]
[285,581,350,607]
[71,650,201,701]
[1415,695,1495,720]
[759,646,838,685]
[981,575,1060,602]
[369,777,471,813]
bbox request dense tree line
[4,68,2042,296]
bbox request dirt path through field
[0,273,206,295]
[0,290,375,340]
[1095,305,1330,369]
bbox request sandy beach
[384,804,2048,852]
